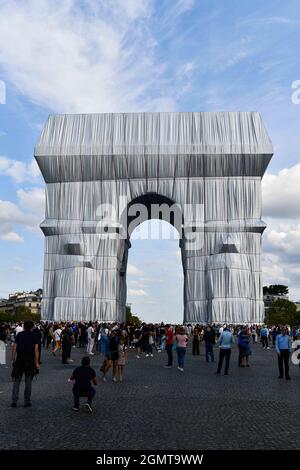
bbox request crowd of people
[0,320,299,412]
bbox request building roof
[35,112,273,182]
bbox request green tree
[126,305,141,326]
[267,299,297,325]
[263,284,289,296]
[0,306,41,323]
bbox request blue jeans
[205,343,214,362]
[177,347,186,369]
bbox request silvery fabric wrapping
[35,112,273,323]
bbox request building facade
[0,289,42,315]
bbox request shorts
[107,352,119,362]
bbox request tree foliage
[263,284,289,296]
[0,306,41,323]
[126,305,141,326]
[267,299,298,326]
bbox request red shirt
[166,329,174,345]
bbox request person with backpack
[70,356,97,412]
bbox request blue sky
[0,0,300,323]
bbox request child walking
[117,337,127,382]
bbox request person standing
[164,325,174,368]
[276,326,292,380]
[117,337,127,382]
[33,325,42,365]
[203,325,215,363]
[192,326,200,356]
[11,320,40,408]
[176,326,188,372]
[133,326,142,359]
[87,322,95,355]
[216,327,234,376]
[238,326,251,367]
[260,325,269,349]
[61,323,74,364]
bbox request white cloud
[127,264,143,276]
[128,288,148,297]
[0,230,23,243]
[262,163,300,219]
[0,156,41,183]
[17,188,45,214]
[12,266,25,272]
[0,188,44,242]
[0,0,179,113]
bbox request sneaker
[67,359,74,363]
[145,354,149,357]
[158,349,162,353]
[150,354,153,357]
[24,402,32,407]
[112,377,117,383]
[89,352,95,355]
[72,407,79,411]
[11,403,17,408]
[177,366,181,371]
[267,347,270,350]
[102,377,107,383]
[84,403,92,413]
[136,355,140,359]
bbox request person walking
[175,326,188,372]
[70,356,97,412]
[276,326,292,380]
[102,330,119,382]
[52,324,62,356]
[203,325,215,363]
[164,324,174,368]
[87,321,95,355]
[216,326,234,376]
[11,320,40,408]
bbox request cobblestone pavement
[0,341,299,450]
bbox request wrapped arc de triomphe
[35,112,273,324]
